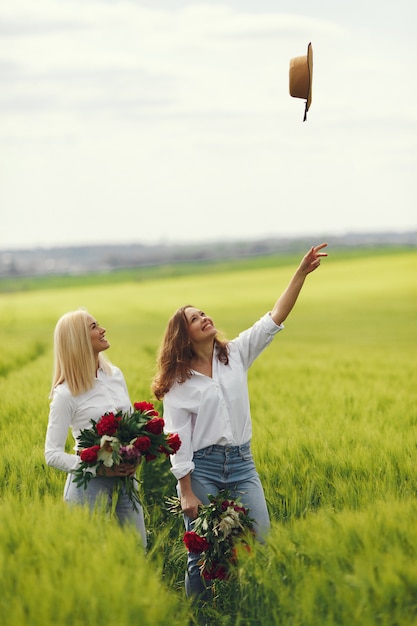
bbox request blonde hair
[50,309,112,397]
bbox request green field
[0,247,416,625]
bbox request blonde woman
[45,309,146,546]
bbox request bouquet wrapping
[73,401,181,510]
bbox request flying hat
[289,42,313,122]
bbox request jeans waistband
[200,442,250,453]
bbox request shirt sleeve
[44,385,81,473]
[163,390,195,480]
[233,312,284,369]
[113,366,133,411]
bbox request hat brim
[306,42,313,111]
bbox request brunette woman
[152,244,328,598]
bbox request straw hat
[289,42,313,121]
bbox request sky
[1,0,416,250]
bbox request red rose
[183,531,210,553]
[79,445,100,464]
[231,543,251,564]
[134,401,159,416]
[203,564,229,581]
[161,433,181,456]
[145,452,157,462]
[166,433,181,454]
[133,436,151,452]
[96,412,121,436]
[144,417,165,435]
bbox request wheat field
[0,248,416,625]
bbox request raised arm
[270,244,328,326]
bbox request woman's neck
[191,341,214,377]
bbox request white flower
[217,516,235,536]
[98,435,120,467]
[216,509,243,537]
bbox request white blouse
[163,313,283,480]
[45,365,132,473]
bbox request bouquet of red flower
[167,491,254,581]
[73,401,181,510]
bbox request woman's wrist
[96,464,107,476]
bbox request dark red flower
[183,531,210,553]
[133,436,151,452]
[202,564,229,581]
[213,565,228,580]
[79,445,100,464]
[96,412,121,436]
[165,433,181,454]
[134,401,159,416]
[145,452,157,462]
[231,543,251,564]
[144,417,165,435]
[221,500,231,511]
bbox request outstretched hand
[299,243,328,275]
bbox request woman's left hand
[106,461,140,477]
[299,243,328,275]
[118,462,139,477]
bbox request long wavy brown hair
[152,305,229,400]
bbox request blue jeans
[180,442,270,599]
[64,473,147,548]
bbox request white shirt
[45,365,132,473]
[163,313,283,480]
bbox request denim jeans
[181,442,270,599]
[64,473,147,548]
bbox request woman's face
[184,307,217,345]
[87,315,110,356]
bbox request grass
[0,247,416,625]
[0,494,189,626]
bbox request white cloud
[1,0,416,248]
